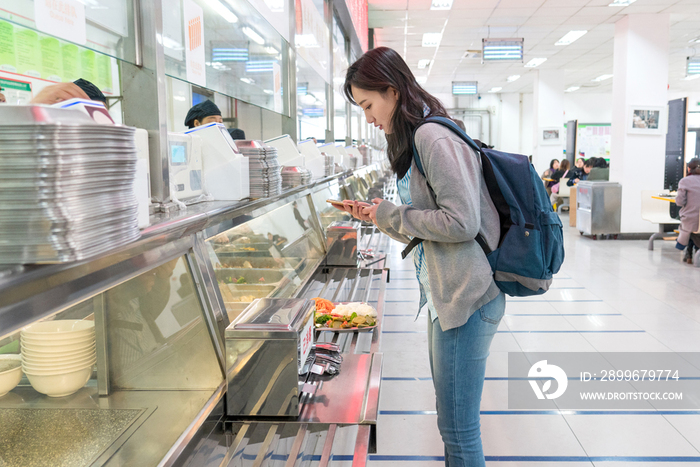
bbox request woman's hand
[361,198,384,224]
[340,200,372,222]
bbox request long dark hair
[343,47,448,178]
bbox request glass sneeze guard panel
[310,181,350,231]
[106,256,223,390]
[0,255,223,397]
[0,0,138,65]
[206,196,325,323]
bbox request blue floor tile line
[368,455,700,462]
[380,410,700,415]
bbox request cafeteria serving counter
[0,163,392,467]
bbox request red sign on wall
[346,0,368,52]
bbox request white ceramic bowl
[0,355,22,397]
[23,359,95,375]
[21,343,96,359]
[25,365,92,397]
[21,320,95,339]
[22,353,96,369]
[21,337,96,352]
[21,333,95,346]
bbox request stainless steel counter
[0,163,391,467]
[0,383,224,467]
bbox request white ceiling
[368,0,700,96]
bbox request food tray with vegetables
[214,268,293,286]
[215,257,303,270]
[312,298,378,332]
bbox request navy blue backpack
[402,116,565,297]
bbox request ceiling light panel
[482,38,523,61]
[506,75,521,82]
[452,81,478,95]
[488,87,502,93]
[555,30,587,46]
[417,59,431,69]
[416,76,428,84]
[687,57,700,75]
[243,27,265,45]
[592,74,613,82]
[609,0,636,6]
[422,33,443,47]
[430,0,453,10]
[565,86,580,92]
[524,57,547,68]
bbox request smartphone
[326,199,346,207]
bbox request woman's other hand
[361,198,384,224]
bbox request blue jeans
[427,292,506,467]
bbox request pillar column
[532,70,565,174]
[500,93,521,154]
[610,14,670,233]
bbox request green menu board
[79,49,96,84]
[14,28,41,77]
[61,43,80,82]
[0,20,16,72]
[95,53,112,93]
[40,36,62,82]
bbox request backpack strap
[401,117,492,260]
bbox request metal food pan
[217,256,303,270]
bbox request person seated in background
[675,158,700,264]
[184,100,223,128]
[0,87,5,103]
[588,157,610,181]
[30,78,106,105]
[228,128,246,140]
[541,159,560,195]
[453,119,467,132]
[575,157,585,170]
[550,159,571,208]
[568,158,593,186]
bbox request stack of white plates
[235,140,282,199]
[0,106,140,264]
[322,152,334,176]
[21,319,96,397]
[281,166,312,189]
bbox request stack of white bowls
[20,320,96,397]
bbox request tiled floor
[367,213,700,466]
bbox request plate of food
[312,298,378,332]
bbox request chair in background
[557,178,571,214]
[641,190,680,251]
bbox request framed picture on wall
[540,127,561,145]
[627,105,667,135]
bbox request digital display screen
[171,144,187,165]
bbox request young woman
[550,159,571,207]
[336,46,505,467]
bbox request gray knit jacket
[375,123,502,331]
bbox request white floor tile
[580,332,672,352]
[563,315,642,331]
[550,301,620,315]
[481,414,587,456]
[375,414,443,456]
[663,415,700,454]
[625,312,700,331]
[381,350,432,378]
[563,414,700,456]
[505,301,560,315]
[489,332,522,352]
[485,351,511,377]
[644,329,700,352]
[379,379,435,411]
[503,315,577,332]
[512,333,597,352]
[382,314,427,332]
